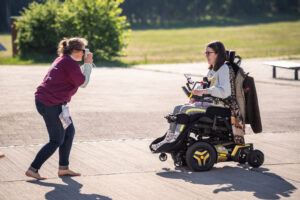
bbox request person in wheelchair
[151,41,245,152]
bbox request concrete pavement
[0,57,300,199]
[0,133,299,200]
[1,58,300,146]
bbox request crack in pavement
[0,170,160,183]
[0,138,154,149]
[2,165,300,184]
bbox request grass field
[1,20,300,65]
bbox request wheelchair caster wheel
[159,153,167,161]
[247,150,264,168]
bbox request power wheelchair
[149,51,264,171]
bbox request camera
[85,48,90,57]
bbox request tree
[16,0,130,60]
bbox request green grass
[1,20,300,65]
[121,20,300,64]
[0,34,51,65]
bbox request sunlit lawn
[1,20,300,65]
[121,20,300,64]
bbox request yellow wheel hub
[193,150,210,166]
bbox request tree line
[121,0,300,27]
[1,0,300,32]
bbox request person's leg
[151,104,207,151]
[58,122,80,176]
[26,100,65,180]
[151,105,183,151]
[58,122,75,168]
[174,104,206,138]
[168,104,183,133]
[30,104,65,169]
[151,104,205,151]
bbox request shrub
[57,0,130,59]
[16,0,61,60]
[16,0,130,60]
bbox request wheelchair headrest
[226,50,242,69]
[226,50,235,63]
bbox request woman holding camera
[25,37,93,180]
[151,41,245,151]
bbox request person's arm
[80,63,93,88]
[80,53,94,88]
[206,65,231,98]
[191,70,215,96]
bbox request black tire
[159,153,167,162]
[247,150,264,168]
[186,142,216,171]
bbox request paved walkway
[1,58,300,146]
[0,133,299,200]
[0,57,300,199]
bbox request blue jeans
[30,99,75,171]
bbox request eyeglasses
[205,51,215,56]
[76,49,85,54]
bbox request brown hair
[207,41,226,71]
[57,37,88,56]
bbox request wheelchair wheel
[159,153,167,162]
[247,150,264,168]
[186,142,216,171]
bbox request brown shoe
[0,152,4,158]
[25,169,46,180]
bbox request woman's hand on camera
[84,53,93,63]
[191,89,207,96]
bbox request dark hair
[207,41,226,71]
[57,37,88,56]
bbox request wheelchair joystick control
[184,74,194,84]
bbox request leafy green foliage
[15,0,130,60]
[16,0,60,59]
[120,0,300,27]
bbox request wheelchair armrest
[165,113,190,124]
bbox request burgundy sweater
[35,56,85,106]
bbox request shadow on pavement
[157,166,297,199]
[27,177,111,200]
